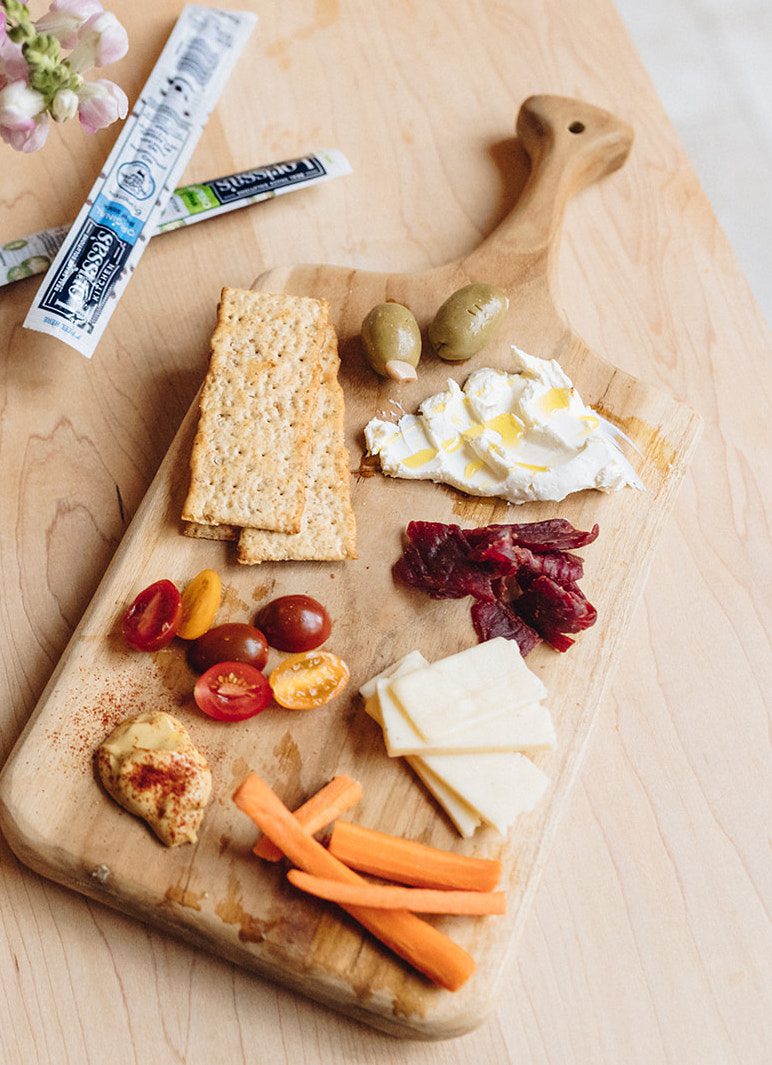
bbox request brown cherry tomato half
[269,651,349,710]
[257,594,332,653]
[194,662,272,722]
[188,623,269,674]
[122,579,182,652]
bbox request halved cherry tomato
[177,568,222,640]
[122,579,182,652]
[269,651,349,710]
[194,661,272,722]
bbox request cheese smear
[364,347,643,504]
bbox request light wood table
[0,2,768,1062]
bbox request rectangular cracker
[182,287,328,533]
[237,325,357,564]
[182,522,239,541]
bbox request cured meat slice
[466,520,599,553]
[471,600,542,657]
[393,518,599,655]
[469,535,585,585]
[394,522,497,601]
[515,576,597,651]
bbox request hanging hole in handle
[568,121,585,134]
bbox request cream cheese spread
[364,347,643,504]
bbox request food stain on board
[450,490,503,524]
[593,407,677,474]
[220,583,250,616]
[215,872,274,943]
[164,883,205,911]
[151,647,196,707]
[231,756,250,788]
[353,453,381,479]
[273,730,303,795]
[251,580,275,603]
[308,909,430,1018]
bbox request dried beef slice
[394,518,599,655]
[471,600,542,657]
[393,522,497,601]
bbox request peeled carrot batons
[233,773,476,991]
[253,775,362,861]
[286,869,506,915]
[328,820,501,892]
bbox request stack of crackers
[182,288,357,565]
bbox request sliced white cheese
[377,676,426,751]
[383,699,557,756]
[406,757,481,837]
[360,646,552,837]
[389,637,546,741]
[358,649,428,701]
[420,751,550,835]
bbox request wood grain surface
[0,91,702,1038]
[0,1,769,1062]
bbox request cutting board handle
[464,95,633,283]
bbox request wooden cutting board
[0,96,701,1040]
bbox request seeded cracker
[182,288,328,532]
[237,325,357,564]
[182,522,239,541]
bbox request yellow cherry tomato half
[177,569,222,640]
[269,651,350,710]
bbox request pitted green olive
[361,303,422,382]
[428,283,509,362]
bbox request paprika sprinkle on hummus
[96,711,212,846]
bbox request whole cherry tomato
[122,580,182,652]
[257,595,331,653]
[194,662,272,722]
[188,623,269,674]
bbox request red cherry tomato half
[122,579,182,652]
[257,594,331,653]
[194,661,272,722]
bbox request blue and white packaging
[24,5,256,358]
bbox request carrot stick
[233,773,476,991]
[253,775,362,861]
[286,869,506,915]
[328,821,501,892]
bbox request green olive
[361,303,422,381]
[428,283,509,362]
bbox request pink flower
[0,23,29,91]
[68,11,128,71]
[35,0,105,51]
[0,79,45,130]
[77,77,127,132]
[1,112,50,152]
